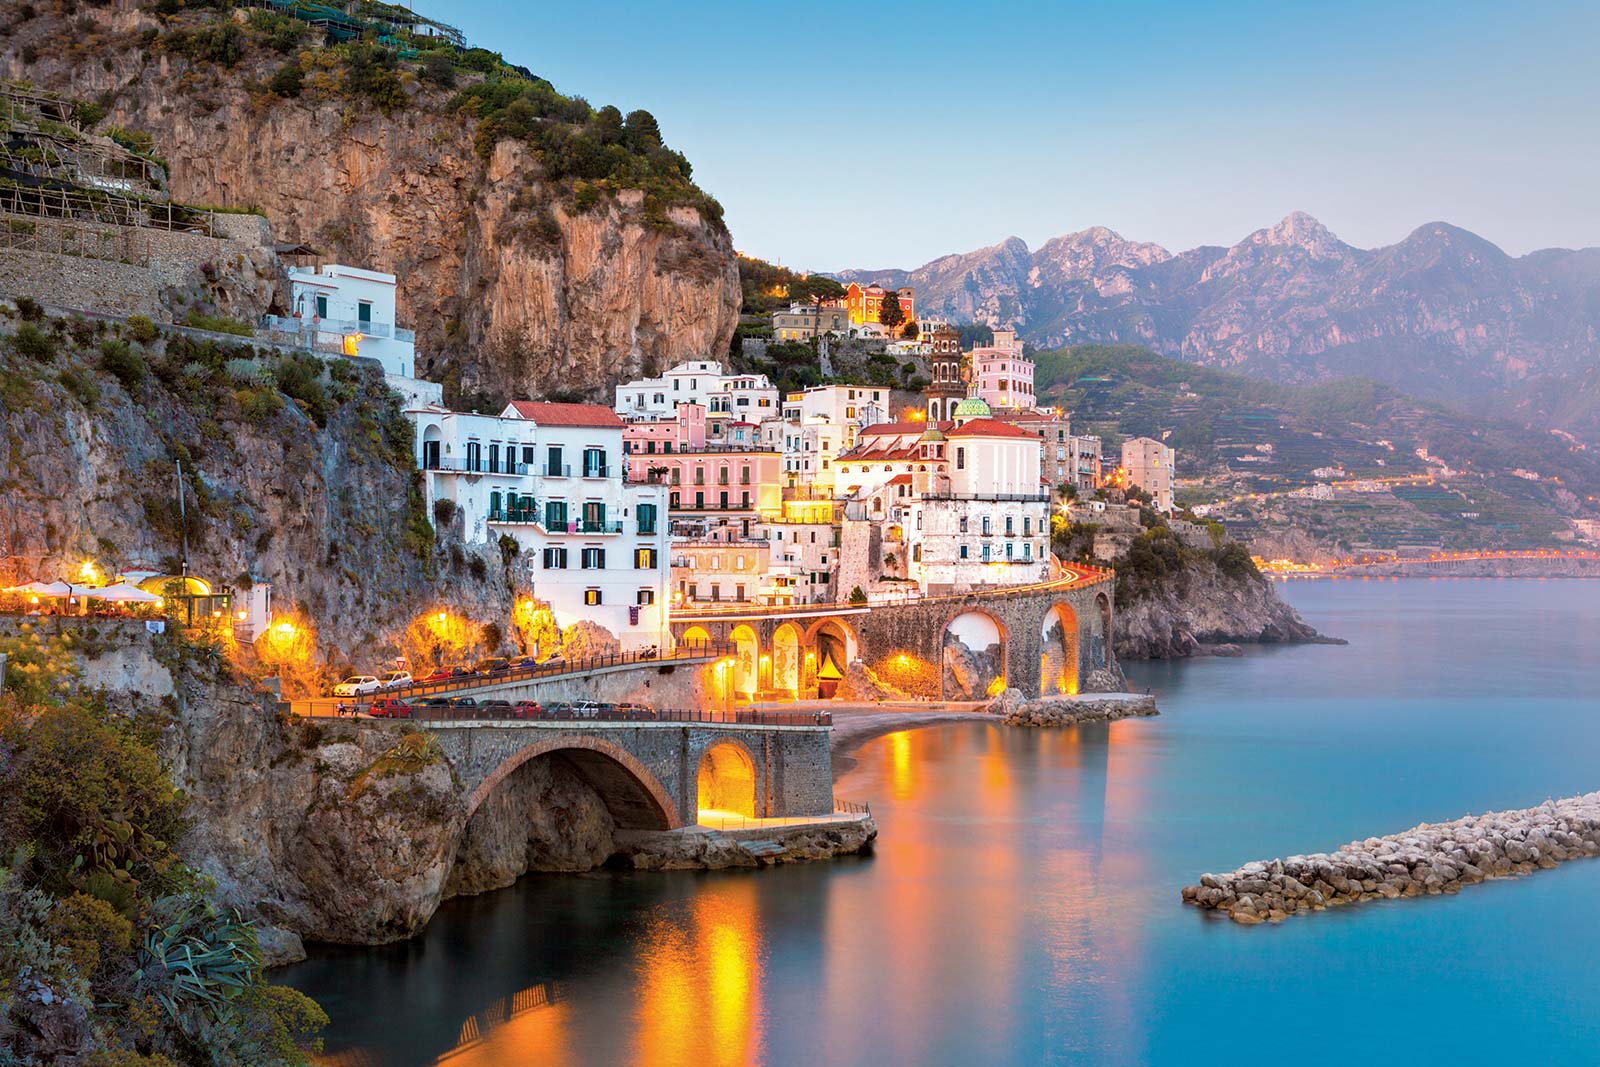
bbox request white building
[775,384,889,487]
[411,401,671,651]
[613,360,779,424]
[1122,436,1176,513]
[267,263,441,408]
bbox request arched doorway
[697,741,757,819]
[1093,593,1112,669]
[1040,602,1081,696]
[942,610,1006,699]
[772,623,801,695]
[681,624,712,651]
[807,619,856,699]
[730,624,759,698]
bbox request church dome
[918,426,946,443]
[952,396,992,418]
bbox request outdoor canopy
[85,582,161,603]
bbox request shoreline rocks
[1183,792,1600,924]
[985,689,1159,727]
[614,817,877,870]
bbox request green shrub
[271,353,330,426]
[268,60,304,98]
[127,314,159,344]
[12,321,57,361]
[100,338,148,392]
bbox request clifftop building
[845,282,915,327]
[1122,436,1176,513]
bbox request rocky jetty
[615,817,877,871]
[1182,793,1600,924]
[985,689,1158,727]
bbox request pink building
[622,403,707,457]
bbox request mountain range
[836,214,1600,440]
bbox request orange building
[845,282,915,326]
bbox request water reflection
[283,581,1600,1067]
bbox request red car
[368,698,413,719]
[420,666,469,683]
[510,700,543,720]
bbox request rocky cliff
[0,308,512,675]
[1114,553,1323,659]
[3,1,739,404]
[838,213,1600,439]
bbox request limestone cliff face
[6,4,740,403]
[1115,558,1323,659]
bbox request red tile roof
[948,418,1039,439]
[506,401,624,428]
[886,473,914,486]
[859,420,933,436]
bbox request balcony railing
[425,458,533,476]
[544,464,573,478]
[260,314,412,342]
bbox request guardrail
[291,701,830,728]
[292,642,734,714]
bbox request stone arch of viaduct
[670,576,1115,700]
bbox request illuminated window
[584,588,602,606]
[635,548,657,568]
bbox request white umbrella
[5,580,72,597]
[85,582,161,603]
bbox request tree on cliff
[878,291,905,331]
[624,109,663,151]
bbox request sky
[443,0,1600,270]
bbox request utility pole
[176,460,189,578]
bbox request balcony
[582,466,611,479]
[543,464,572,478]
[487,503,540,524]
[425,458,533,476]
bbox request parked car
[448,697,478,708]
[420,666,468,683]
[379,671,413,690]
[510,700,543,720]
[540,656,567,671]
[544,701,574,719]
[481,699,513,716]
[474,658,512,675]
[618,702,655,721]
[569,700,604,719]
[512,655,541,669]
[368,698,413,719]
[333,676,382,697]
[418,697,452,709]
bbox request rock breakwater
[986,689,1159,727]
[1182,792,1600,924]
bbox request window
[710,583,721,601]
[695,491,704,509]
[959,516,968,533]
[687,583,698,600]
[315,294,328,318]
[583,588,602,606]
[1005,516,1014,535]
[489,443,500,474]
[719,491,729,509]
[583,502,606,531]
[583,448,607,478]
[959,544,969,559]
[635,548,657,568]
[637,503,657,535]
[465,441,481,472]
[1023,516,1032,536]
[718,467,729,485]
[582,547,606,569]
[735,583,746,601]
[740,465,751,485]
[956,447,966,470]
[982,544,991,562]
[357,300,372,324]
[982,516,992,535]
[637,589,655,605]
[522,445,536,469]
[542,547,568,569]
[1024,542,1033,559]
[489,490,501,518]
[547,446,564,477]
[545,500,567,530]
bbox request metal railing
[425,458,532,476]
[404,705,832,727]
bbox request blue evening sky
[441,1,1599,269]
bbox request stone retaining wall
[1182,792,1600,924]
[985,688,1158,727]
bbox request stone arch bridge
[422,718,835,830]
[670,563,1116,700]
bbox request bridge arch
[805,617,859,699]
[465,737,681,830]
[680,624,713,650]
[1040,601,1081,696]
[696,739,758,819]
[942,609,1008,699]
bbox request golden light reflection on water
[634,881,765,1067]
[423,983,570,1067]
[887,728,914,798]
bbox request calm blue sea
[283,578,1600,1066]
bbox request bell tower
[925,324,965,421]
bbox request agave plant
[136,894,261,1025]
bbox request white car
[332,675,382,697]
[379,671,413,690]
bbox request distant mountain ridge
[835,214,1600,439]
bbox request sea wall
[986,690,1158,727]
[1182,792,1600,924]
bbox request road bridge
[669,562,1117,700]
[418,714,836,828]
